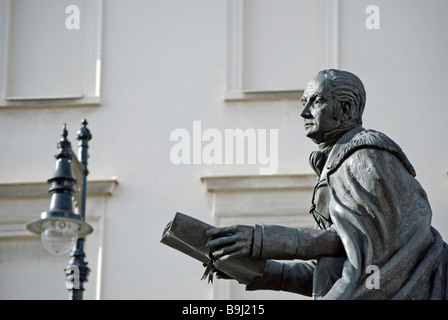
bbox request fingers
[205,225,237,237]
[205,225,254,260]
[206,233,237,250]
[211,242,244,260]
[205,226,238,251]
[205,234,244,259]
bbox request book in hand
[160,212,266,285]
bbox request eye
[314,96,325,105]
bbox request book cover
[161,212,266,285]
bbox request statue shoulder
[326,128,416,177]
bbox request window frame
[0,0,103,108]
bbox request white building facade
[0,0,447,299]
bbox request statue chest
[310,178,332,229]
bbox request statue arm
[205,221,345,262]
[252,224,345,260]
[245,259,315,296]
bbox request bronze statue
[205,69,448,299]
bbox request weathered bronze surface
[206,70,448,299]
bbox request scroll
[160,212,266,285]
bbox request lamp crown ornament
[77,119,92,141]
[55,124,72,160]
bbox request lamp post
[26,119,93,300]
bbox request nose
[301,102,312,119]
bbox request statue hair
[318,69,366,125]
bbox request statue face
[300,75,342,144]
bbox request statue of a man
[206,69,448,299]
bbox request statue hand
[205,224,254,260]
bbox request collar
[321,126,416,178]
[318,125,359,153]
[310,125,361,176]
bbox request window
[225,0,338,101]
[0,0,102,107]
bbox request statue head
[300,69,366,144]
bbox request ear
[340,101,351,122]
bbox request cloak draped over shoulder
[321,127,448,299]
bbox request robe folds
[247,126,448,299]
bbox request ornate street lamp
[26,119,93,300]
